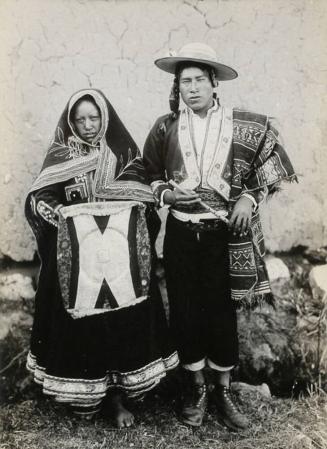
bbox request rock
[237,299,298,394]
[265,256,290,283]
[0,273,35,301]
[304,248,327,265]
[251,343,275,374]
[0,312,33,340]
[231,382,271,399]
[309,265,327,301]
[0,309,33,402]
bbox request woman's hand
[229,196,253,236]
[163,189,200,206]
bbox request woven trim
[26,351,179,405]
[60,200,145,219]
[30,153,99,193]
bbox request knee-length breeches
[163,214,239,368]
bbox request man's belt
[172,215,228,232]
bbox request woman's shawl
[29,89,153,201]
[25,88,153,255]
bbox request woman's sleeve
[32,184,64,227]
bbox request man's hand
[229,196,253,236]
[163,189,200,206]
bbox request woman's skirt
[27,202,178,413]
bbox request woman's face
[72,100,101,143]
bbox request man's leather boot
[181,381,207,427]
[213,384,249,431]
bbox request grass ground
[0,381,326,449]
[0,254,326,448]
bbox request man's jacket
[143,106,297,307]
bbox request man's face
[73,100,101,143]
[179,66,214,116]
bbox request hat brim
[154,57,238,81]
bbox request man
[143,43,296,429]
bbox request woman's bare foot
[110,392,135,428]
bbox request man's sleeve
[241,188,268,210]
[143,118,173,206]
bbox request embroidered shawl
[26,89,153,256]
[29,89,153,202]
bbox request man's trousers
[163,214,239,370]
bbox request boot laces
[196,384,207,407]
[223,387,238,412]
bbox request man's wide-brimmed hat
[155,42,238,81]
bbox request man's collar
[187,98,219,118]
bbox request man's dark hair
[175,62,216,87]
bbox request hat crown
[177,42,218,63]
[155,42,238,81]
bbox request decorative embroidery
[36,201,59,227]
[49,128,99,160]
[260,129,277,160]
[233,121,264,150]
[229,242,257,276]
[27,350,179,405]
[234,168,243,188]
[250,212,265,257]
[93,146,153,202]
[206,107,232,199]
[115,148,144,182]
[256,155,285,185]
[31,153,99,193]
[93,180,153,202]
[177,106,232,200]
[28,89,151,203]
[65,182,88,202]
[136,207,151,297]
[177,108,201,189]
[58,202,151,317]
[174,187,228,214]
[57,215,72,308]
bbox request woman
[25,89,178,427]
